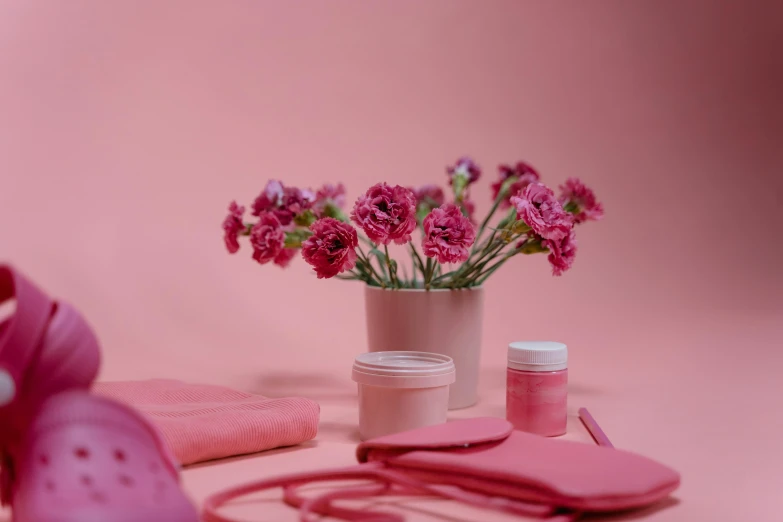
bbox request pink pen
[578,407,614,448]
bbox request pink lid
[352,351,456,389]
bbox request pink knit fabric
[93,379,320,466]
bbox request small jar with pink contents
[506,341,568,437]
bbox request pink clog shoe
[0,265,101,500]
[0,265,198,521]
[10,390,199,522]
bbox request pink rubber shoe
[0,265,101,501]
[0,265,198,521]
[10,390,199,522]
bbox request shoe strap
[0,266,53,409]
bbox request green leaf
[293,210,317,227]
[511,220,531,234]
[284,229,313,248]
[416,206,431,224]
[322,204,349,222]
[496,208,517,229]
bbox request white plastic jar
[352,351,456,440]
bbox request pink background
[1,1,782,521]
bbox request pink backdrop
[1,1,782,521]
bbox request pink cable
[284,465,557,521]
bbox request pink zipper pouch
[357,417,680,514]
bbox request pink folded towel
[93,379,320,466]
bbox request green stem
[400,261,410,288]
[358,234,376,249]
[357,246,386,288]
[337,270,366,281]
[409,245,426,278]
[383,244,397,288]
[452,238,505,287]
[430,269,460,284]
[450,229,499,286]
[424,258,434,290]
[472,191,505,253]
[473,255,512,285]
[409,246,418,288]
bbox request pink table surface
[1,312,777,522]
[176,312,782,522]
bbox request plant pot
[364,286,484,409]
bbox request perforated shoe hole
[113,449,126,462]
[80,475,93,486]
[45,480,55,492]
[118,474,134,487]
[39,454,50,466]
[74,447,90,460]
[90,491,107,504]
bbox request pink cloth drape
[94,379,319,465]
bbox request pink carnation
[411,184,445,208]
[273,248,298,268]
[491,162,540,208]
[249,212,285,264]
[558,178,604,223]
[313,183,347,216]
[351,183,417,245]
[447,157,481,185]
[544,229,577,276]
[276,186,315,225]
[511,183,573,241]
[302,218,359,279]
[222,201,246,254]
[421,203,476,264]
[251,180,284,216]
[252,181,314,226]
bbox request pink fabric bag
[203,417,680,522]
[94,379,320,466]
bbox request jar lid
[507,341,568,371]
[352,351,456,389]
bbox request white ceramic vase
[364,286,484,409]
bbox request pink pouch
[203,417,680,522]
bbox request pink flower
[313,183,347,217]
[558,178,604,223]
[511,183,573,241]
[421,203,476,264]
[249,212,285,264]
[491,162,540,208]
[252,181,314,226]
[544,229,577,276]
[351,183,417,245]
[273,248,298,268]
[251,180,284,216]
[222,201,246,254]
[275,186,315,225]
[302,218,359,279]
[447,157,481,185]
[411,184,445,208]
